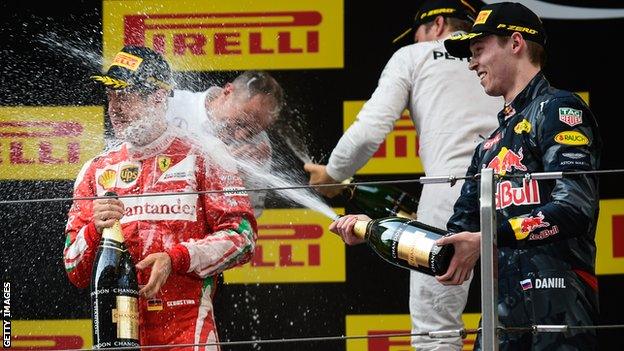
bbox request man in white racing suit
[307,1,502,349]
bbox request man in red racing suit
[63,45,256,350]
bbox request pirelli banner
[345,313,480,351]
[102,0,344,71]
[224,208,346,283]
[596,199,624,275]
[343,101,424,175]
[10,320,92,350]
[0,106,104,180]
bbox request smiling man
[440,3,602,350]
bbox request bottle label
[397,231,434,268]
[112,296,139,339]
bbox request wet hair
[496,36,547,68]
[231,71,285,114]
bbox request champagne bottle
[342,178,419,219]
[352,216,454,276]
[91,192,140,349]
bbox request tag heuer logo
[158,156,172,172]
[120,165,139,183]
[558,107,583,127]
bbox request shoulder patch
[558,107,583,127]
[514,119,532,134]
[554,131,589,146]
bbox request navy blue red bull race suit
[447,73,602,350]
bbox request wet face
[468,35,514,98]
[212,92,278,140]
[106,88,168,145]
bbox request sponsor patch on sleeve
[557,151,591,169]
[554,131,589,146]
[558,107,583,127]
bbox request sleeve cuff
[84,222,102,248]
[497,221,517,248]
[167,244,191,273]
[326,164,350,183]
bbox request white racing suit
[326,33,501,350]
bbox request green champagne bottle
[352,216,454,276]
[91,192,140,349]
[342,178,419,219]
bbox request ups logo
[119,165,139,183]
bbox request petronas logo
[91,75,129,89]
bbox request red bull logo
[487,147,527,176]
[496,179,541,209]
[521,212,549,234]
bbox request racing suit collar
[497,72,550,126]
[126,124,177,161]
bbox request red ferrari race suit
[63,126,257,349]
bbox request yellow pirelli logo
[596,199,624,275]
[343,101,423,175]
[0,106,104,180]
[224,208,345,283]
[345,313,480,350]
[474,10,491,25]
[11,319,92,349]
[111,51,143,71]
[103,0,343,71]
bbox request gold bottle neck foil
[353,219,371,239]
[102,221,125,242]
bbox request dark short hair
[496,35,546,68]
[232,71,284,112]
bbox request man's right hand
[303,163,344,198]
[329,214,370,245]
[92,197,125,234]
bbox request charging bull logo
[487,147,527,176]
[509,211,549,240]
[521,212,549,233]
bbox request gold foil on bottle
[112,296,139,339]
[102,221,125,242]
[396,210,417,219]
[353,220,370,239]
[397,231,434,268]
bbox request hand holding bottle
[93,196,125,234]
[303,163,344,198]
[136,252,172,298]
[435,231,481,285]
[329,214,371,245]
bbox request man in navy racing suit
[438,2,602,350]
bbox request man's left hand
[435,231,481,285]
[136,252,172,298]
